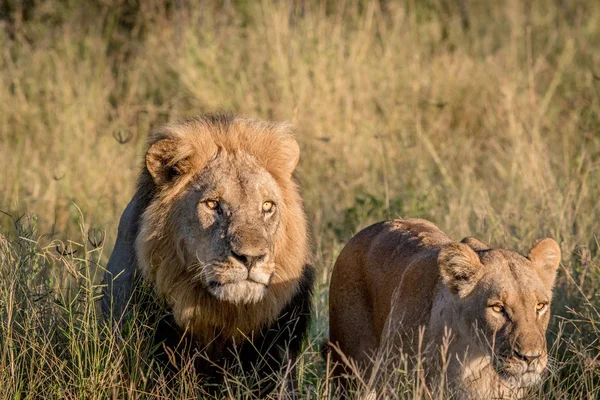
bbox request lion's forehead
[192,152,281,202]
[479,250,550,300]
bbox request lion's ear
[528,238,561,289]
[146,139,191,185]
[246,122,301,178]
[460,237,490,251]
[439,243,483,297]
[277,135,300,176]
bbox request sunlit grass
[1,0,599,398]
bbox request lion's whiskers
[544,355,559,377]
[189,259,213,283]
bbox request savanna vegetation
[0,0,599,398]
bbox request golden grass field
[0,0,599,398]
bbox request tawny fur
[328,218,561,399]
[134,116,310,344]
[102,115,314,395]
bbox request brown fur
[328,218,560,399]
[102,115,314,395]
[135,115,311,344]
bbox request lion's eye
[491,304,504,314]
[536,303,546,312]
[205,200,219,211]
[262,201,275,213]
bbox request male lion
[328,218,561,399]
[102,114,314,395]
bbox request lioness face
[439,239,560,389]
[469,251,551,387]
[172,152,283,304]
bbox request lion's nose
[231,250,266,271]
[514,349,542,364]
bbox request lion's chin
[495,363,544,389]
[207,280,268,304]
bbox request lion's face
[439,238,561,389]
[171,152,283,304]
[462,251,552,388]
[136,116,308,313]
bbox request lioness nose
[231,250,266,271]
[514,349,542,364]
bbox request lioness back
[329,218,451,366]
[328,218,561,399]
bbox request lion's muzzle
[230,249,267,273]
[202,247,275,304]
[494,350,547,389]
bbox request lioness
[328,218,561,399]
[102,114,314,395]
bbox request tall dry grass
[1,0,599,398]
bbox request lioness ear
[528,238,561,289]
[438,243,483,297]
[460,237,490,251]
[146,139,191,185]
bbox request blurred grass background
[0,0,599,398]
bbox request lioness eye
[262,201,275,213]
[205,200,219,211]
[491,305,504,313]
[536,303,546,312]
